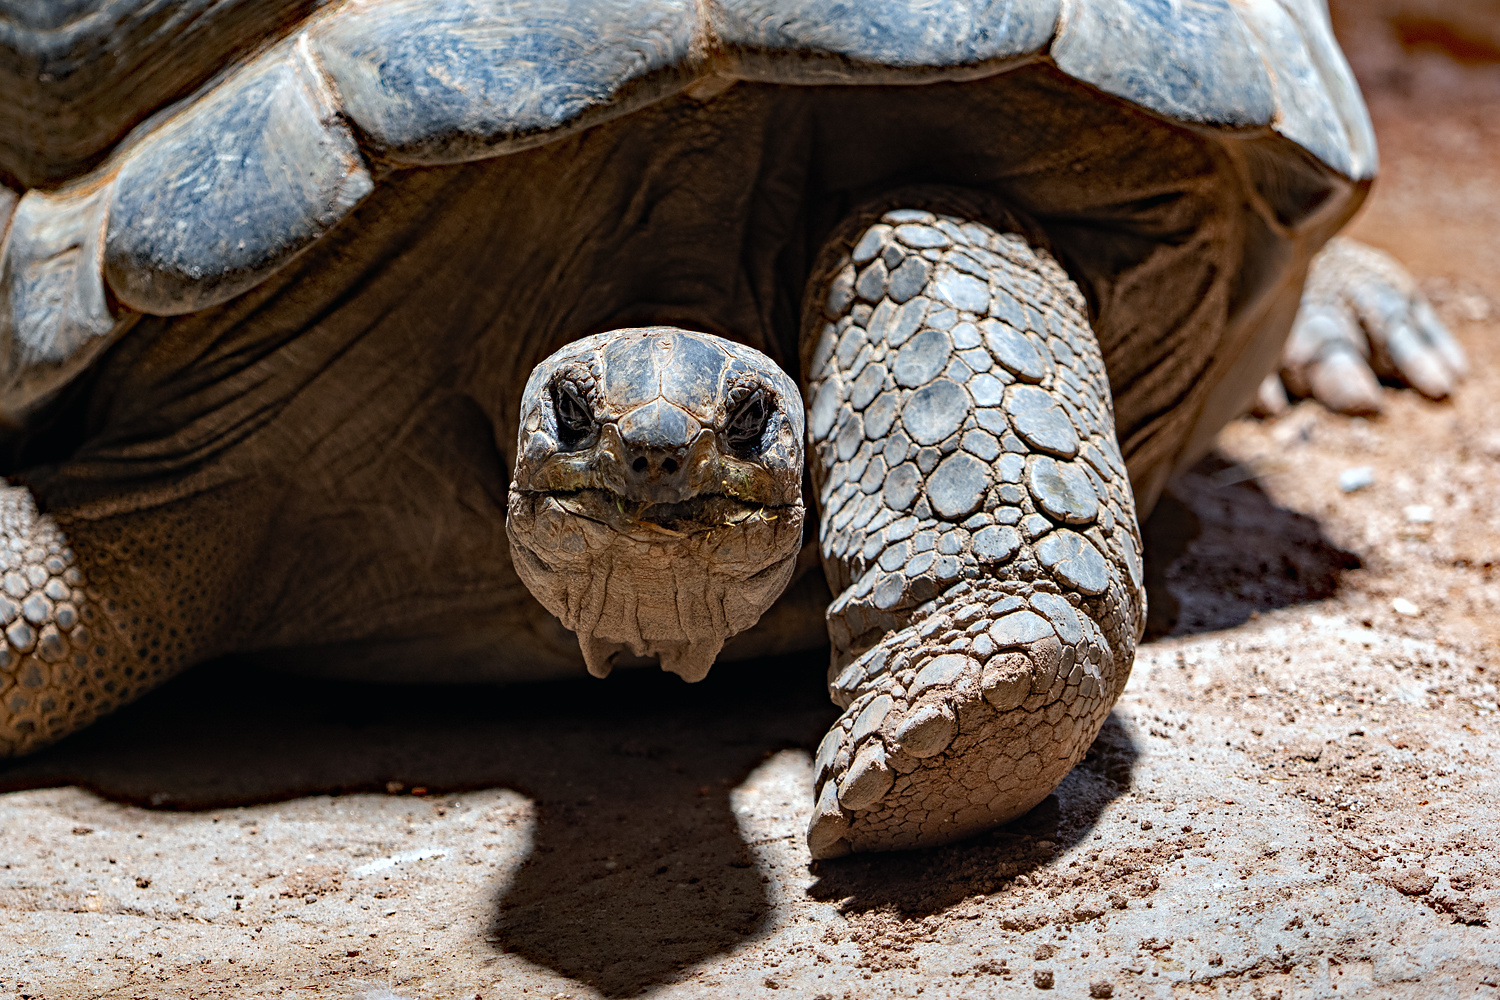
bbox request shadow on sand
[0,650,835,996]
[0,449,1357,995]
[1141,451,1362,641]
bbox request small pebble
[1392,597,1422,617]
[1403,504,1434,524]
[1033,968,1054,989]
[1338,466,1374,493]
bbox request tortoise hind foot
[1279,236,1467,415]
[0,484,211,757]
[802,197,1145,857]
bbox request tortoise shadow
[1141,450,1361,641]
[0,649,838,998]
[0,448,1351,995]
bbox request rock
[1403,504,1434,524]
[1033,968,1054,989]
[1390,869,1437,896]
[1391,597,1422,617]
[1435,895,1488,926]
[1338,465,1374,492]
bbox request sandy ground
[3,10,1499,1000]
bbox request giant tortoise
[0,0,1467,857]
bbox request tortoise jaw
[537,487,792,539]
[505,486,805,683]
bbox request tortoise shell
[0,0,1374,500]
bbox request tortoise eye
[726,390,770,455]
[553,382,594,447]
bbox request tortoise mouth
[530,487,794,539]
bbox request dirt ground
[3,9,1499,1000]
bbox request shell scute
[711,0,1060,81]
[102,46,373,316]
[0,184,130,424]
[1052,0,1275,130]
[1235,0,1376,180]
[311,0,706,165]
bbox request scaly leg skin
[802,198,1146,858]
[1276,236,1467,416]
[0,484,222,756]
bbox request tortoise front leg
[802,197,1146,857]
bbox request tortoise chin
[506,487,804,681]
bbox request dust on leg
[802,200,1146,856]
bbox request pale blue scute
[1026,456,1098,525]
[711,0,1060,79]
[982,319,1048,382]
[0,186,125,420]
[927,452,988,519]
[103,52,373,316]
[910,652,978,696]
[893,329,953,388]
[902,378,969,446]
[312,0,704,164]
[1036,529,1110,596]
[972,524,1020,564]
[1005,384,1079,457]
[1233,0,1374,181]
[1029,591,1083,644]
[987,610,1054,647]
[1051,0,1276,129]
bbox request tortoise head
[506,328,806,682]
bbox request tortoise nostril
[632,457,649,473]
[662,458,679,474]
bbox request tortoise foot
[1278,236,1467,416]
[807,581,1121,858]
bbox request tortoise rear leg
[0,483,230,756]
[803,197,1146,857]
